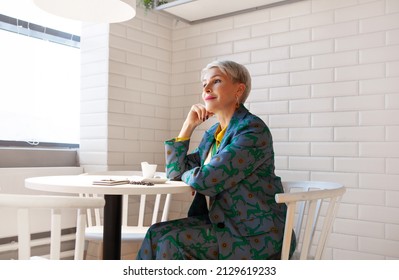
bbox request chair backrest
[0,194,105,260]
[80,171,172,241]
[275,181,346,260]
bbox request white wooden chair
[80,171,173,257]
[275,181,346,260]
[0,193,105,260]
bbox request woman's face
[202,67,243,114]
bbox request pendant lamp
[33,0,136,23]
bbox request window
[0,7,81,148]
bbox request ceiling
[156,0,305,24]
[0,0,81,34]
[0,0,303,31]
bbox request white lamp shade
[33,0,136,23]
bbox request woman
[136,60,293,260]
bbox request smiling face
[202,67,244,115]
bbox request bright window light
[0,0,81,146]
[0,30,80,145]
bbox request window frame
[0,14,81,167]
[0,14,80,48]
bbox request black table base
[103,195,122,260]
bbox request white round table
[25,175,191,260]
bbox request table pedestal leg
[103,195,122,260]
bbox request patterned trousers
[136,215,218,260]
[136,215,295,260]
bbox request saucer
[141,177,168,184]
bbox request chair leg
[50,209,62,260]
[17,209,31,260]
[74,210,86,260]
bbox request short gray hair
[201,60,252,103]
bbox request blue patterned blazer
[165,104,287,259]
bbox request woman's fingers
[206,111,215,119]
[190,104,208,122]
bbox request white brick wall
[80,9,173,172]
[80,0,399,259]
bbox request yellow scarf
[214,125,227,149]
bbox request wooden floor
[85,240,141,260]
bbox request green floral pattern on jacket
[164,104,288,259]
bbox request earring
[235,96,240,109]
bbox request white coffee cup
[141,162,157,178]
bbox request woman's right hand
[178,104,213,138]
[186,104,212,127]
